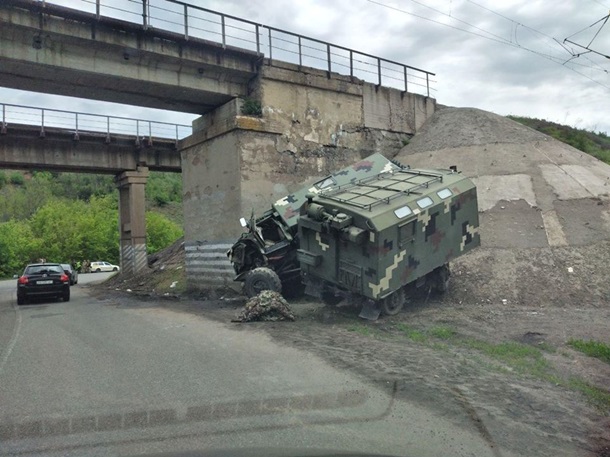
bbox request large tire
[380,288,405,316]
[244,267,282,298]
[321,291,342,306]
[281,277,305,299]
[433,264,451,293]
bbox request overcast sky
[2,0,609,134]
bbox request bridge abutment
[115,166,149,276]
[180,65,436,292]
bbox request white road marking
[0,303,22,376]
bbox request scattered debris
[170,281,178,288]
[567,267,574,273]
[233,291,295,322]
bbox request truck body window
[437,188,453,199]
[394,205,413,219]
[417,196,433,209]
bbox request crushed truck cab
[297,167,480,317]
[228,153,404,296]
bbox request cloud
[0,0,608,134]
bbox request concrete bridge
[0,103,189,275]
[0,103,186,173]
[0,0,438,289]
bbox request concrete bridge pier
[115,166,149,276]
[180,63,436,292]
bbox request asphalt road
[0,275,508,457]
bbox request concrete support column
[180,130,242,290]
[115,166,149,276]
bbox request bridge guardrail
[35,0,436,97]
[0,103,192,146]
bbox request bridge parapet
[2,0,436,100]
[0,103,189,173]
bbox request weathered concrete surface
[473,174,537,211]
[254,62,435,155]
[180,70,436,289]
[396,107,610,305]
[0,125,181,173]
[0,0,258,113]
[479,200,548,249]
[116,167,149,276]
[397,108,610,249]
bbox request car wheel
[63,290,70,302]
[17,295,26,305]
[95,268,101,273]
[244,267,282,298]
[112,267,118,271]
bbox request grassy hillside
[508,116,610,165]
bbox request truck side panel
[364,181,480,299]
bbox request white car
[90,261,120,273]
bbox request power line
[465,0,608,73]
[364,0,610,89]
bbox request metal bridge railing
[0,103,192,146]
[35,0,436,97]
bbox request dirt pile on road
[396,107,610,307]
[99,238,187,296]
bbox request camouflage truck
[297,167,480,318]
[228,153,403,297]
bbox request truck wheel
[380,288,405,316]
[321,291,342,306]
[244,267,282,298]
[433,264,451,293]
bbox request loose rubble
[233,291,295,322]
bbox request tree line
[0,171,183,277]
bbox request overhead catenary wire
[563,13,610,60]
[364,0,610,90]
[465,0,608,73]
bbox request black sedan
[16,263,71,305]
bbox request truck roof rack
[319,169,445,211]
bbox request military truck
[296,167,480,317]
[227,153,403,297]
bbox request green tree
[9,172,24,186]
[0,219,40,276]
[145,211,183,254]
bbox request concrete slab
[555,198,610,245]
[473,174,537,211]
[479,200,548,249]
[539,164,592,200]
[541,210,568,247]
[559,164,610,198]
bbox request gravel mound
[404,107,547,153]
